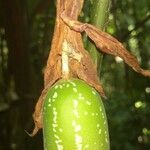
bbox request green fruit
[43,79,109,150]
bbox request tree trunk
[1,0,42,149]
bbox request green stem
[86,0,110,74]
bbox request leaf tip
[25,125,40,137]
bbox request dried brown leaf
[31,0,150,136]
[30,75,61,136]
[61,14,150,77]
[69,46,106,97]
[31,0,106,136]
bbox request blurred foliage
[0,0,150,149]
[102,0,150,149]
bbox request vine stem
[87,0,111,73]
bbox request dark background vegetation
[0,0,150,149]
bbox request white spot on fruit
[54,130,63,149]
[54,134,59,139]
[55,139,63,150]
[70,81,77,87]
[66,84,70,87]
[105,138,109,143]
[86,100,91,105]
[84,144,89,149]
[92,91,96,95]
[99,129,102,134]
[73,88,78,93]
[72,120,76,127]
[53,109,57,121]
[59,85,63,89]
[97,124,100,128]
[99,107,102,112]
[73,100,79,118]
[78,93,85,100]
[52,99,55,102]
[52,107,58,134]
[48,98,51,102]
[73,109,79,118]
[84,112,88,116]
[92,113,95,116]
[78,93,82,97]
[72,120,83,149]
[48,104,51,107]
[55,85,59,89]
[79,97,84,100]
[53,128,56,132]
[75,125,81,132]
[52,124,58,128]
[59,128,63,132]
[73,100,78,107]
[55,139,62,144]
[57,144,63,150]
[75,134,82,150]
[102,114,105,119]
[53,92,58,98]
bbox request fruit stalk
[62,40,70,79]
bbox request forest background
[0,0,150,149]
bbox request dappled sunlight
[115,56,123,63]
[145,87,150,94]
[134,101,146,109]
